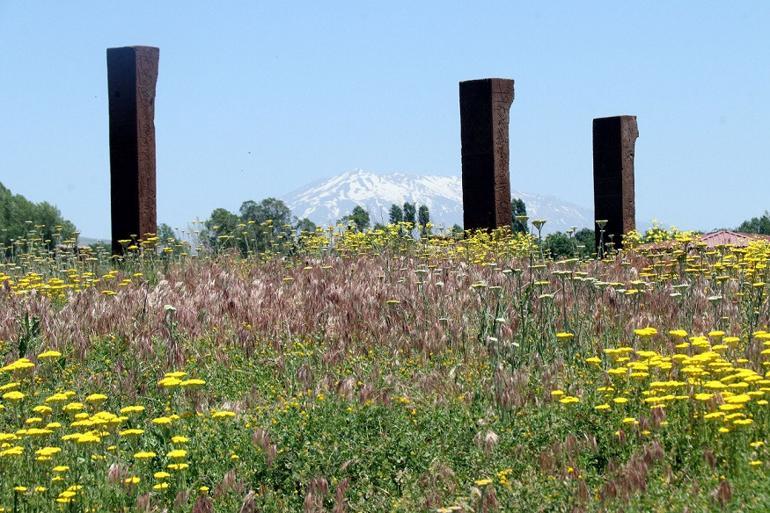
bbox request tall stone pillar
[592,115,638,250]
[459,78,514,231]
[107,46,159,254]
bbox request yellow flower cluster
[566,328,770,437]
[0,363,239,509]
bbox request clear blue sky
[1,1,768,237]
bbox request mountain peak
[283,170,592,232]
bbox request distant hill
[77,236,109,247]
[283,169,593,234]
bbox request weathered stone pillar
[107,46,159,254]
[592,115,638,250]
[459,78,514,231]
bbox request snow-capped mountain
[283,169,593,234]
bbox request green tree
[403,202,416,225]
[388,204,404,224]
[543,231,574,259]
[737,211,770,235]
[239,198,292,229]
[157,223,178,244]
[402,202,416,236]
[417,205,430,236]
[0,182,77,250]
[511,198,528,233]
[350,206,370,232]
[295,218,317,235]
[543,228,595,259]
[202,208,241,250]
[574,228,595,257]
[339,206,370,232]
[239,198,294,252]
[203,198,299,255]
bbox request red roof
[638,230,770,251]
[699,230,770,248]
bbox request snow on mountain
[283,169,593,234]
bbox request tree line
[1,179,769,256]
[0,182,76,248]
[339,202,432,236]
[198,198,770,259]
[737,211,770,235]
[200,199,437,255]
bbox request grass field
[0,225,768,512]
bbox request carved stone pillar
[107,46,159,254]
[593,115,638,250]
[460,78,514,231]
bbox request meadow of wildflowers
[0,223,768,512]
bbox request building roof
[699,230,770,248]
[637,230,770,252]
